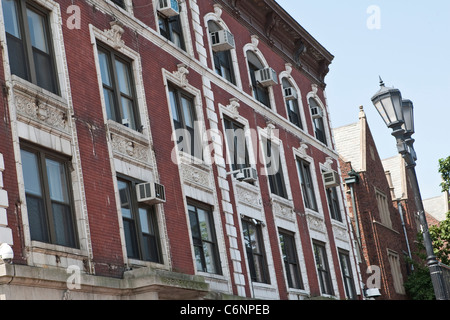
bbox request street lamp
[371,78,448,300]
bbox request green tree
[404,156,450,299]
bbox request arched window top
[246,51,265,70]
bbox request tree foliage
[404,156,450,299]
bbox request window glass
[98,51,112,87]
[27,8,49,53]
[45,158,69,203]
[21,150,42,196]
[21,146,77,248]
[3,0,21,38]
[115,59,132,96]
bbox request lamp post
[371,78,448,300]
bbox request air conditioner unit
[284,87,297,100]
[311,106,324,119]
[158,0,179,17]
[255,67,278,87]
[323,170,340,188]
[136,182,166,204]
[210,30,235,52]
[239,167,258,182]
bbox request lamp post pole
[371,79,448,300]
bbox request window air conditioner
[239,167,258,182]
[284,87,297,100]
[311,106,324,119]
[210,30,235,52]
[136,182,166,204]
[158,0,179,17]
[323,170,340,188]
[255,67,278,87]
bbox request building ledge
[0,263,209,300]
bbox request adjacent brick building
[0,0,362,299]
[334,106,420,300]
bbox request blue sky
[276,0,450,200]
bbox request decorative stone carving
[250,35,259,52]
[236,184,261,209]
[110,133,150,163]
[173,64,189,88]
[272,198,294,221]
[332,223,349,241]
[14,88,69,134]
[104,20,125,50]
[296,143,309,158]
[181,162,211,190]
[226,98,240,118]
[213,4,223,19]
[307,213,325,233]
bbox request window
[313,242,334,295]
[188,201,221,275]
[20,144,77,248]
[262,138,287,198]
[247,51,270,107]
[338,250,357,300]
[118,178,162,263]
[158,12,185,50]
[375,189,392,228]
[2,0,58,94]
[223,117,250,172]
[97,44,141,131]
[110,0,125,8]
[242,218,269,284]
[326,186,342,222]
[309,98,327,145]
[297,158,318,211]
[388,250,405,294]
[169,85,202,159]
[279,231,304,290]
[208,21,235,84]
[282,79,302,129]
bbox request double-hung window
[97,44,141,131]
[2,0,59,94]
[223,117,250,172]
[263,139,287,199]
[21,144,77,248]
[247,51,270,108]
[242,218,269,284]
[118,178,162,263]
[338,250,357,299]
[158,12,185,50]
[208,21,235,84]
[326,186,342,222]
[297,158,318,211]
[169,85,201,159]
[188,201,221,275]
[309,98,327,145]
[282,79,302,129]
[313,242,334,296]
[279,231,304,290]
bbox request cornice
[215,0,334,87]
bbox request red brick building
[0,0,362,299]
[334,106,420,300]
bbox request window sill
[11,75,65,106]
[126,258,169,271]
[372,220,400,235]
[30,240,87,259]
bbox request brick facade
[335,107,420,300]
[0,0,362,300]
